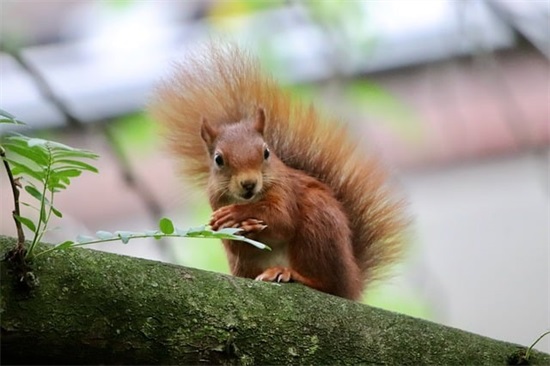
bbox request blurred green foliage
[365,283,432,320]
[208,0,285,19]
[284,84,318,105]
[346,80,423,141]
[109,113,160,157]
[102,0,135,11]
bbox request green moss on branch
[1,236,548,365]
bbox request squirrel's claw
[237,218,267,235]
[255,267,293,283]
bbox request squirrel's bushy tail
[150,43,405,285]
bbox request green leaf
[50,181,67,192]
[55,240,74,250]
[183,226,271,250]
[5,159,43,181]
[51,148,98,160]
[54,159,99,173]
[48,172,80,190]
[211,231,269,250]
[51,206,63,218]
[3,135,35,147]
[56,176,70,187]
[47,171,79,190]
[2,143,48,165]
[239,237,270,250]
[216,227,243,235]
[159,217,175,234]
[24,185,44,201]
[14,215,36,232]
[39,206,47,224]
[21,201,39,212]
[0,108,25,124]
[0,108,17,120]
[20,137,98,160]
[53,169,82,178]
[27,138,66,149]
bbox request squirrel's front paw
[234,218,267,235]
[209,205,237,230]
[209,205,266,233]
[255,267,294,283]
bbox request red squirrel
[150,44,405,300]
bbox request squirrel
[149,43,405,301]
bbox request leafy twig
[34,220,271,258]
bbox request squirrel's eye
[214,153,224,167]
[263,147,270,160]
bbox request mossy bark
[1,236,548,365]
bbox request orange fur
[149,43,405,300]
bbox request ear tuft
[254,107,266,135]
[200,117,218,148]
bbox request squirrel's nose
[241,180,257,192]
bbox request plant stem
[33,234,183,258]
[525,330,550,360]
[27,145,53,257]
[0,145,25,250]
[35,185,55,248]
[34,232,269,258]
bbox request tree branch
[1,235,548,365]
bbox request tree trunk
[1,236,548,365]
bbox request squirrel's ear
[254,107,266,135]
[200,117,218,148]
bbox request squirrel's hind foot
[255,267,293,283]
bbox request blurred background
[0,0,548,352]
